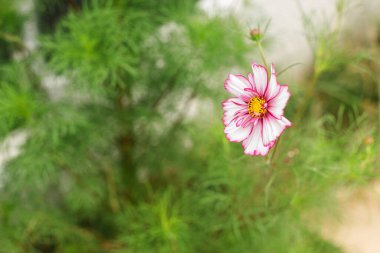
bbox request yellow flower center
[248,97,267,117]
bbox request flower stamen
[248,97,267,117]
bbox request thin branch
[151,66,183,109]
[277,62,303,77]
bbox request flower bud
[249,28,262,42]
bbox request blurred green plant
[296,0,379,124]
[0,0,25,63]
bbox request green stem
[257,41,268,71]
[105,164,120,213]
[267,135,281,165]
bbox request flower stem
[257,41,269,71]
[267,135,281,165]
[105,164,120,213]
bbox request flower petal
[222,98,247,126]
[222,98,254,142]
[224,74,252,98]
[267,85,291,119]
[242,120,270,156]
[262,114,292,146]
[224,117,253,142]
[264,64,281,101]
[251,63,268,96]
[248,72,255,88]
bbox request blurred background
[0,0,379,252]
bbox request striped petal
[224,74,252,98]
[222,98,247,126]
[262,114,291,146]
[267,85,291,119]
[224,117,253,142]
[251,63,268,96]
[222,98,253,142]
[242,120,270,156]
[265,64,281,100]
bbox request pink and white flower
[222,63,291,156]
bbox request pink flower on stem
[222,63,291,156]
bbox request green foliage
[0,0,24,63]
[0,0,378,252]
[41,7,138,95]
[0,63,43,138]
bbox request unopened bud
[249,28,262,42]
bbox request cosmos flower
[222,63,291,156]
